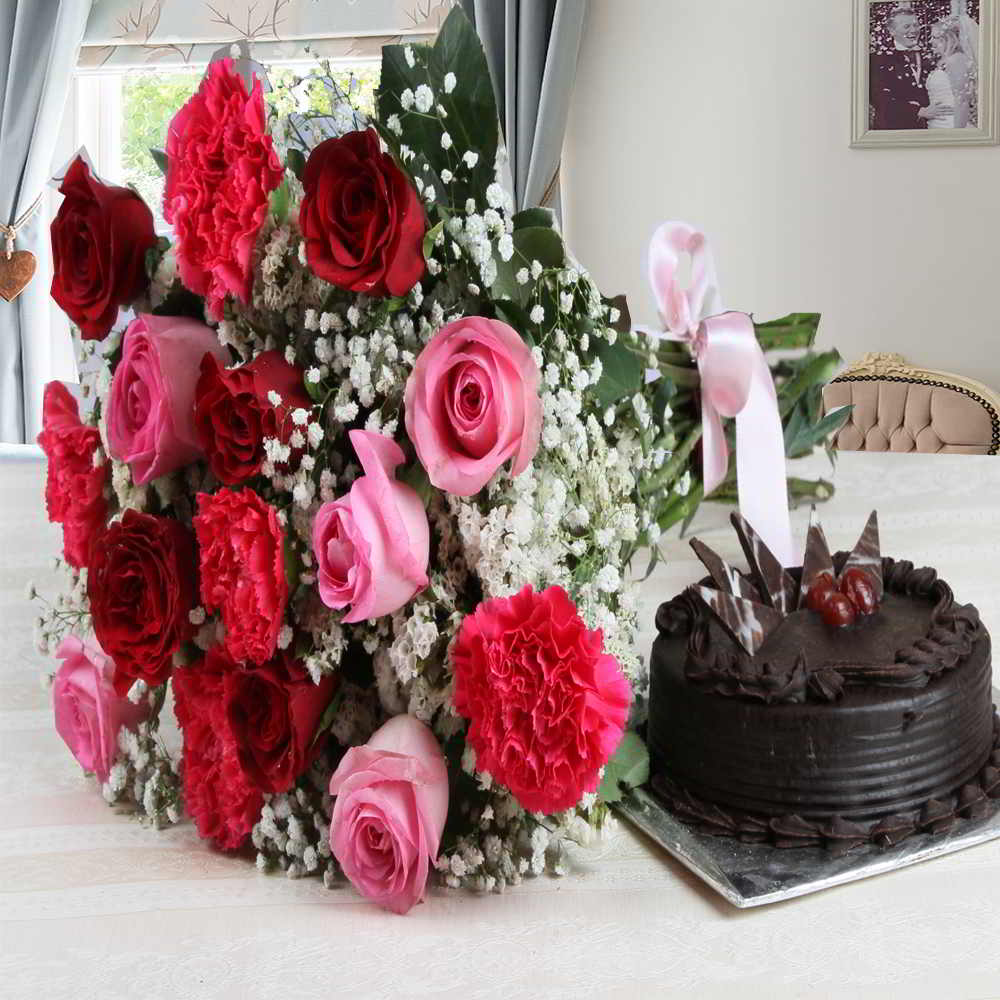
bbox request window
[69,61,381,231]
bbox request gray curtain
[460,0,587,222]
[0,1,91,444]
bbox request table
[2,447,998,1000]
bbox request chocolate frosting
[651,712,999,853]
[656,555,986,705]
[649,553,997,852]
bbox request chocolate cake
[648,510,1000,852]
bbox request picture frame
[852,0,998,147]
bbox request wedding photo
[1,2,999,999]
[853,0,998,144]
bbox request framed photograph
[852,0,998,146]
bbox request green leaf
[376,6,499,214]
[786,404,852,458]
[777,349,842,418]
[310,686,346,747]
[269,179,290,224]
[597,731,650,804]
[512,207,555,231]
[513,226,564,269]
[605,293,632,336]
[283,535,301,593]
[151,284,205,322]
[399,461,434,507]
[422,220,443,260]
[591,337,644,409]
[150,147,168,175]
[304,374,326,404]
[754,312,821,351]
[286,147,307,181]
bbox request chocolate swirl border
[656,555,987,705]
[650,711,1000,854]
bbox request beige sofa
[823,353,1000,455]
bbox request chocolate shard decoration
[689,538,758,601]
[798,506,836,609]
[690,584,784,656]
[842,510,883,601]
[729,512,798,613]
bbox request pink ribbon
[647,221,795,567]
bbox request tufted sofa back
[822,354,1000,455]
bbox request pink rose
[329,714,449,914]
[312,430,429,623]
[52,636,150,783]
[107,313,229,484]
[404,316,542,496]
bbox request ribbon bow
[647,221,794,567]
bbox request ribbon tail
[701,398,728,497]
[734,375,796,567]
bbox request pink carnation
[194,488,288,666]
[452,585,631,814]
[173,648,263,851]
[164,59,283,319]
[36,381,107,569]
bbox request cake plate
[614,688,1000,909]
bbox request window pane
[118,63,380,230]
[121,70,201,229]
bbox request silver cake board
[614,687,1000,909]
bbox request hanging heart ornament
[0,250,37,303]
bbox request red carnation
[194,488,287,666]
[50,156,156,339]
[193,350,311,486]
[173,649,263,851]
[224,649,337,794]
[36,382,108,569]
[300,127,424,297]
[164,58,283,319]
[89,510,197,695]
[452,585,631,814]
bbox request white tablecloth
[2,448,998,1000]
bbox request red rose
[89,509,197,695]
[164,59,283,319]
[193,350,311,486]
[224,649,337,794]
[194,488,287,666]
[36,382,108,569]
[452,585,632,815]
[50,155,156,339]
[173,649,263,851]
[300,128,424,297]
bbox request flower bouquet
[33,8,844,912]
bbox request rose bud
[312,430,430,623]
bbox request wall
[563,0,1000,390]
